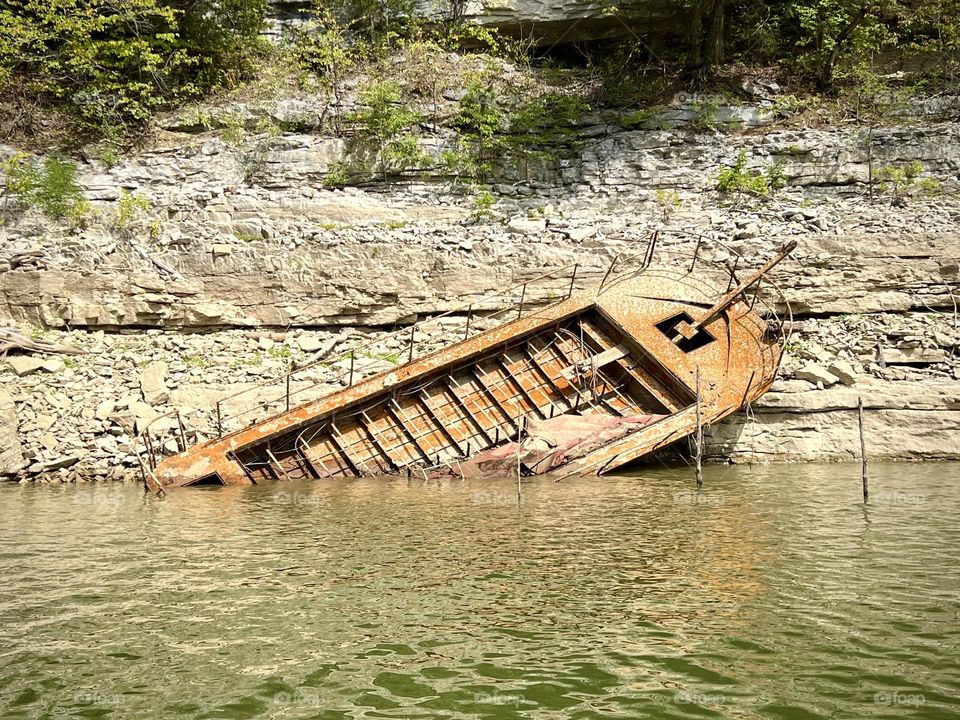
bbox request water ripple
[1,462,958,718]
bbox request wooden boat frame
[140,235,795,492]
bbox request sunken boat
[140,239,796,492]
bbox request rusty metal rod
[348,350,355,387]
[859,396,868,501]
[695,367,703,489]
[568,263,578,298]
[517,283,527,319]
[643,230,659,268]
[176,411,187,453]
[726,257,740,291]
[408,324,416,363]
[216,401,222,439]
[464,305,473,339]
[690,238,702,273]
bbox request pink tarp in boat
[446,412,663,479]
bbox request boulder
[41,358,65,373]
[0,390,25,476]
[827,359,858,386]
[139,361,170,405]
[507,217,547,235]
[6,356,45,376]
[795,363,840,387]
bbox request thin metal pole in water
[695,367,703,489]
[517,283,527,319]
[144,431,156,471]
[216,401,222,439]
[859,396,868,501]
[516,412,523,503]
[408,324,416,363]
[568,264,579,298]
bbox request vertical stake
[464,305,473,340]
[517,283,527,319]
[695,367,703,489]
[568,264,578,298]
[176,410,187,452]
[408,324,416,363]
[216,401,222,439]
[859,396,868,501]
[285,372,291,411]
[689,239,702,273]
[348,350,355,386]
[516,412,523,503]
[726,257,740,291]
[750,277,763,310]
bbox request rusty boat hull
[144,250,790,492]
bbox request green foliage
[0,0,268,134]
[654,189,682,222]
[216,110,248,146]
[293,3,364,132]
[184,355,210,369]
[716,150,785,197]
[443,80,503,180]
[323,162,352,188]
[267,345,292,359]
[1,152,88,220]
[470,190,496,221]
[346,79,427,180]
[689,98,721,131]
[875,160,940,204]
[114,190,150,230]
[509,92,589,147]
[619,105,669,130]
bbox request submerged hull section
[145,260,787,491]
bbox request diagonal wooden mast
[673,240,797,343]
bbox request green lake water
[1,462,958,719]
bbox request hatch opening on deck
[655,312,716,353]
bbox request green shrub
[0,0,267,133]
[716,151,785,197]
[114,190,151,230]
[470,190,496,221]
[346,79,427,180]
[1,153,88,220]
[875,160,940,205]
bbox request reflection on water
[1,463,958,718]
